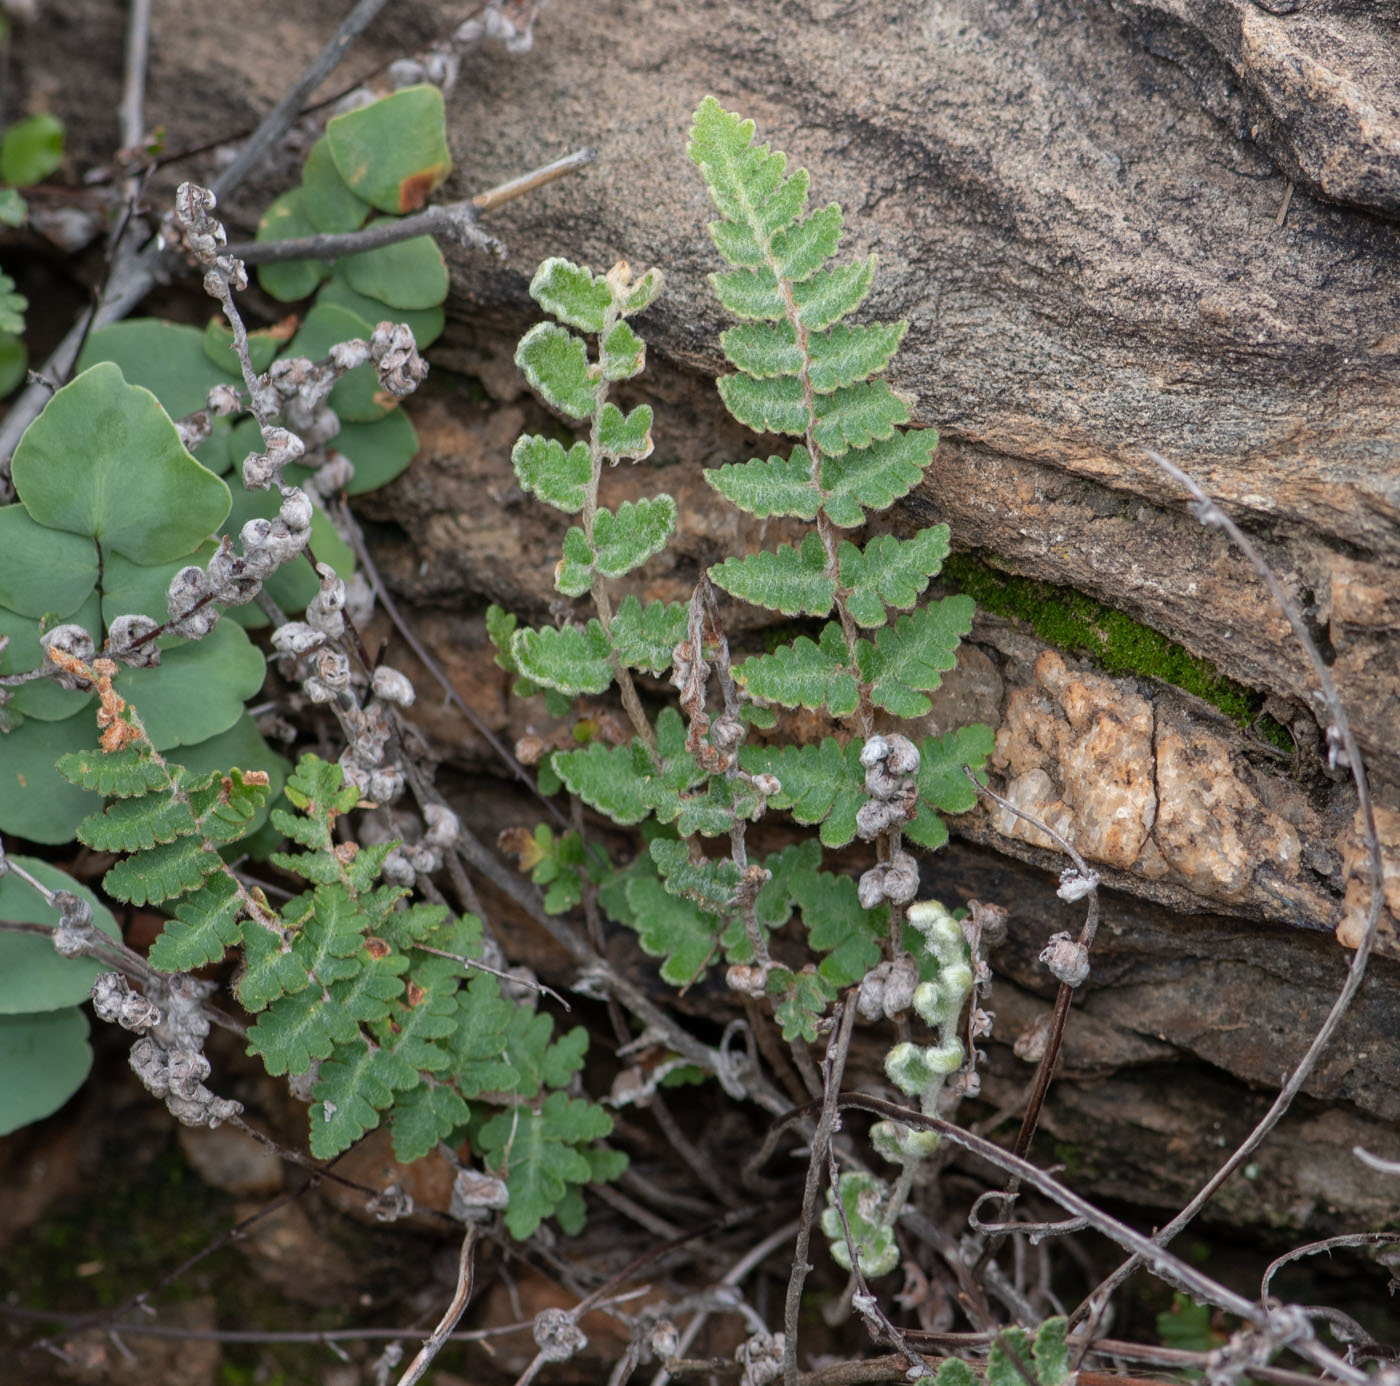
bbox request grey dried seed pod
[368,766,405,803]
[370,322,429,395]
[855,796,907,841]
[206,382,239,415]
[882,850,920,905]
[315,451,355,493]
[857,864,887,911]
[533,1308,587,1363]
[883,733,920,777]
[884,951,919,1016]
[176,410,212,451]
[725,963,770,998]
[1056,866,1100,902]
[860,734,890,769]
[710,714,743,751]
[451,1168,510,1221]
[366,1183,415,1223]
[329,338,372,372]
[106,613,162,667]
[380,849,416,886]
[242,450,276,490]
[301,676,337,704]
[278,487,313,533]
[1040,931,1091,987]
[168,603,220,640]
[91,973,162,1032]
[263,427,305,467]
[371,665,415,707]
[271,621,325,657]
[314,648,352,691]
[40,624,95,685]
[857,965,889,1021]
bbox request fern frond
[709,533,835,617]
[838,528,951,627]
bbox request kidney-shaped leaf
[342,227,448,309]
[300,135,372,234]
[0,505,98,617]
[77,320,233,419]
[326,85,451,214]
[0,857,121,1014]
[0,711,101,844]
[0,590,101,721]
[0,1008,92,1136]
[11,362,231,564]
[256,189,330,302]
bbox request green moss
[943,554,1291,750]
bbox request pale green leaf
[325,84,450,215]
[812,379,910,456]
[308,1040,395,1157]
[622,267,663,315]
[1034,1318,1072,1386]
[720,321,803,379]
[838,527,950,627]
[770,203,843,281]
[769,967,834,1043]
[819,428,937,527]
[552,707,701,826]
[511,620,613,696]
[687,96,808,241]
[738,738,866,847]
[903,723,996,849]
[650,838,744,913]
[793,257,875,331]
[528,257,611,333]
[704,447,820,519]
[808,321,907,391]
[710,266,784,321]
[794,869,886,988]
[987,1330,1035,1386]
[597,402,653,460]
[512,434,591,515]
[733,621,857,716]
[855,596,975,718]
[609,595,687,674]
[601,320,645,380]
[592,496,675,578]
[710,531,834,617]
[624,871,722,985]
[717,371,807,435]
[515,321,595,420]
[555,526,594,597]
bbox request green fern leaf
[937,1360,979,1386]
[601,320,645,380]
[236,920,311,1011]
[792,257,876,331]
[674,772,767,837]
[57,744,167,796]
[328,948,408,1021]
[904,723,995,849]
[838,528,950,627]
[621,267,663,315]
[812,379,910,456]
[608,594,687,674]
[552,707,702,825]
[479,1091,614,1240]
[555,527,594,597]
[687,97,808,241]
[719,321,804,378]
[820,428,938,527]
[148,872,245,971]
[448,974,517,1096]
[498,1010,589,1097]
[856,596,975,717]
[770,204,843,280]
[485,603,522,673]
[512,435,590,514]
[808,321,908,391]
[794,868,887,987]
[732,622,858,716]
[704,447,821,520]
[103,836,223,906]
[710,532,834,617]
[77,792,198,852]
[593,496,676,578]
[987,1329,1036,1386]
[710,266,785,320]
[769,967,834,1044]
[515,321,595,420]
[511,620,614,696]
[247,984,361,1077]
[528,256,611,333]
[650,838,744,913]
[390,1083,470,1163]
[715,371,807,435]
[373,977,456,1076]
[596,402,653,460]
[309,1039,397,1158]
[624,871,721,985]
[1033,1318,1072,1386]
[738,738,866,847]
[289,884,371,985]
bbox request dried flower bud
[40,624,95,686]
[271,621,325,657]
[750,772,781,798]
[533,1308,586,1363]
[451,1167,510,1221]
[106,613,162,667]
[1056,866,1100,903]
[314,648,352,692]
[329,338,371,372]
[242,450,276,490]
[423,804,460,847]
[725,963,770,998]
[207,382,239,415]
[371,665,415,707]
[1040,931,1090,987]
[176,410,212,451]
[370,322,429,396]
[279,487,313,534]
[368,766,404,803]
[515,734,548,765]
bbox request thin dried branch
[394,1227,478,1386]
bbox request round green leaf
[0,711,101,843]
[288,302,389,421]
[11,362,232,564]
[301,136,372,233]
[328,409,419,494]
[114,619,266,750]
[201,316,287,377]
[256,189,330,303]
[0,112,64,187]
[0,857,121,1014]
[342,226,448,310]
[78,320,233,419]
[326,85,451,214]
[318,272,444,348]
[0,188,28,227]
[1,590,100,720]
[0,1008,92,1135]
[194,417,235,477]
[0,331,25,396]
[0,504,98,616]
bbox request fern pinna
[60,687,620,1239]
[493,99,992,1045]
